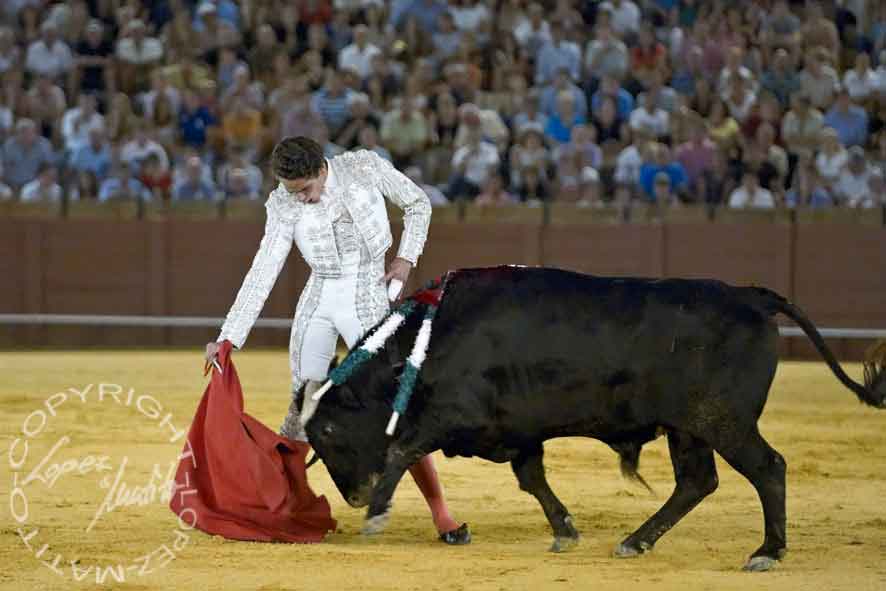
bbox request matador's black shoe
[439,523,471,545]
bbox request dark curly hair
[271,136,326,180]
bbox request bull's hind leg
[615,430,718,558]
[511,444,580,552]
[715,428,787,572]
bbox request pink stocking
[408,454,459,534]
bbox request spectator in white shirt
[25,20,73,81]
[833,147,875,207]
[814,127,848,189]
[116,19,163,94]
[338,25,381,80]
[447,131,500,200]
[120,120,170,173]
[729,168,775,209]
[450,0,490,34]
[61,92,105,152]
[629,92,669,140]
[599,0,641,38]
[20,164,63,202]
[513,3,551,55]
[842,52,878,103]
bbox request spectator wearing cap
[73,20,112,97]
[339,25,381,81]
[193,2,242,59]
[591,76,634,122]
[25,21,73,82]
[824,88,869,147]
[61,93,104,152]
[99,161,151,201]
[728,168,775,209]
[781,93,824,161]
[2,119,55,191]
[121,119,170,173]
[20,164,62,202]
[534,20,581,85]
[380,95,428,168]
[336,93,381,150]
[69,125,111,181]
[311,70,354,138]
[510,123,551,191]
[116,19,164,95]
[761,48,801,109]
[585,25,629,83]
[541,68,587,122]
[173,156,217,201]
[833,146,875,207]
[599,0,641,39]
[26,74,66,141]
[814,127,848,189]
[799,48,840,111]
[178,91,217,149]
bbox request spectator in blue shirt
[390,0,448,34]
[99,162,151,201]
[540,68,588,121]
[311,70,353,137]
[179,91,217,149]
[2,118,56,191]
[639,143,688,200]
[592,75,634,121]
[535,21,582,85]
[824,89,869,147]
[69,126,111,180]
[544,90,587,144]
[173,155,217,201]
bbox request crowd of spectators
[1,0,885,210]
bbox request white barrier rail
[1,314,885,339]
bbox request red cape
[168,340,337,542]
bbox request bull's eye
[322,424,334,436]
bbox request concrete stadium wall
[0,208,883,360]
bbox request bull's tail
[752,287,886,409]
[610,441,655,495]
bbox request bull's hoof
[613,540,651,558]
[361,512,390,536]
[549,535,580,553]
[743,556,778,572]
[439,523,471,545]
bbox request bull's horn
[311,380,334,401]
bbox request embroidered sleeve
[217,192,295,349]
[358,150,432,265]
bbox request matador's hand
[383,257,412,299]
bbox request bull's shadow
[300,266,886,572]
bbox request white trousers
[298,272,365,382]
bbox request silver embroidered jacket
[216,149,432,356]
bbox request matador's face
[279,165,328,204]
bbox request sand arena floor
[1,350,884,591]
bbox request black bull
[303,267,886,570]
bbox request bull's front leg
[362,442,429,535]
